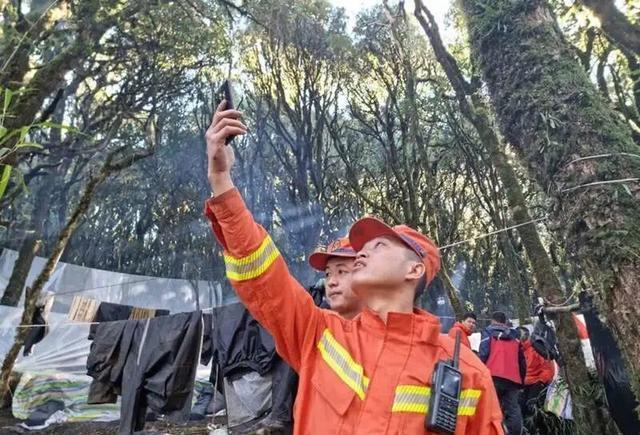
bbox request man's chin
[329,302,345,312]
[351,272,366,284]
[351,280,369,297]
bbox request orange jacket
[522,341,555,385]
[205,189,504,435]
[448,322,472,349]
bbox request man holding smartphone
[204,101,503,434]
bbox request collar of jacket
[486,324,518,340]
[454,321,472,336]
[356,306,442,344]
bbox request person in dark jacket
[480,311,526,434]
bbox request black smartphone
[215,80,235,145]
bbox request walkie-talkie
[425,331,462,434]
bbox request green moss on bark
[462,0,640,412]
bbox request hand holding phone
[205,82,246,183]
[215,80,237,145]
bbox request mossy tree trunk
[413,1,615,431]
[0,181,53,306]
[460,0,640,406]
[439,267,465,317]
[499,234,529,325]
[0,237,41,307]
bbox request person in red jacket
[479,312,526,434]
[203,101,504,434]
[448,312,477,349]
[517,327,554,386]
[309,237,363,320]
[516,327,555,432]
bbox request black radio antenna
[453,331,461,369]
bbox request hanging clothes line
[564,152,640,167]
[438,217,548,250]
[2,306,218,329]
[560,177,639,193]
[54,277,170,297]
[1,311,501,330]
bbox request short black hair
[492,311,507,324]
[462,312,477,321]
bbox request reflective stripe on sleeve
[458,389,481,416]
[224,235,280,281]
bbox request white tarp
[0,248,227,423]
[0,248,230,373]
[0,248,228,315]
[0,306,94,374]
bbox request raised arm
[204,101,324,371]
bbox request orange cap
[309,237,357,271]
[349,217,441,284]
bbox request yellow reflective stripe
[459,389,481,416]
[460,389,481,398]
[396,385,431,396]
[458,406,476,416]
[391,386,481,416]
[317,329,367,399]
[392,385,430,413]
[224,235,281,281]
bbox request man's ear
[405,261,425,281]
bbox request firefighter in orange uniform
[204,101,504,434]
[517,326,555,431]
[448,312,477,349]
[309,237,363,320]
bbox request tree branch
[578,0,640,56]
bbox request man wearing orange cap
[203,103,503,434]
[309,237,363,319]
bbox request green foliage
[0,163,10,199]
[0,87,45,202]
[0,0,638,428]
[2,0,636,325]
